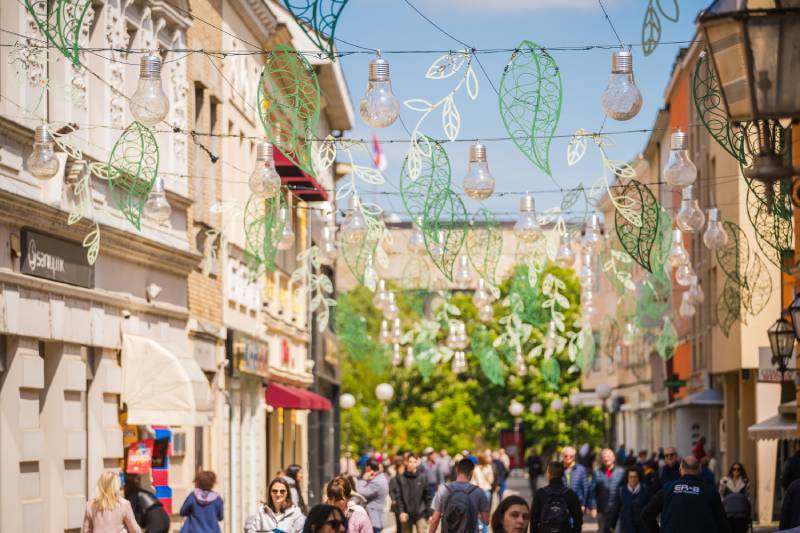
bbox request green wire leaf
[258,44,321,177]
[614,179,660,273]
[641,0,662,57]
[471,325,504,386]
[716,221,749,287]
[422,189,468,281]
[24,0,92,65]
[400,138,451,221]
[467,208,503,286]
[656,317,677,360]
[499,41,563,176]
[541,357,560,390]
[107,121,159,230]
[243,192,286,273]
[281,0,349,60]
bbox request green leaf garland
[614,179,660,273]
[24,0,91,65]
[243,192,286,273]
[106,121,159,230]
[467,208,503,287]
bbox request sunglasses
[271,489,288,495]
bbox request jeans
[481,490,492,533]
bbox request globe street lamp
[529,402,543,415]
[596,383,613,446]
[509,400,525,468]
[339,393,356,457]
[550,398,564,413]
[375,383,394,454]
[698,0,800,183]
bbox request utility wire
[597,0,626,48]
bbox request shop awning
[748,415,800,441]
[671,388,724,409]
[275,150,329,202]
[266,382,332,411]
[121,334,214,426]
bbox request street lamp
[509,400,524,469]
[788,293,800,340]
[698,0,800,183]
[375,383,394,454]
[569,393,582,407]
[768,316,796,402]
[529,402,543,415]
[550,398,564,413]
[339,393,356,457]
[596,383,612,446]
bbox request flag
[372,133,388,172]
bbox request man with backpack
[428,458,490,533]
[530,461,583,533]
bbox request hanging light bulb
[319,225,338,265]
[408,217,427,255]
[676,185,706,234]
[373,279,389,310]
[428,229,446,260]
[458,322,469,350]
[143,177,172,223]
[27,124,60,180]
[679,291,696,318]
[601,48,643,121]
[667,229,688,268]
[663,130,698,188]
[579,253,595,291]
[383,292,399,321]
[451,351,467,374]
[703,208,728,250]
[515,351,528,376]
[249,141,282,199]
[473,278,491,307]
[379,320,390,344]
[276,207,295,250]
[581,213,605,252]
[340,195,369,245]
[622,320,640,347]
[130,53,169,126]
[363,254,378,289]
[359,52,400,128]
[462,141,495,200]
[404,346,415,369]
[555,233,576,268]
[675,261,695,287]
[453,254,472,286]
[389,318,403,344]
[392,343,402,366]
[687,275,704,305]
[478,303,494,322]
[514,193,543,243]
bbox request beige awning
[122,334,214,426]
[748,415,800,441]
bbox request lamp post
[509,400,524,468]
[698,0,800,184]
[375,383,394,455]
[596,383,612,446]
[768,316,796,403]
[339,393,356,458]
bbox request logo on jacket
[673,484,700,495]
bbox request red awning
[265,382,332,411]
[274,150,329,202]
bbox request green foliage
[339,263,605,455]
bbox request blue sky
[332,0,709,221]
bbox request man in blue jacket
[561,446,589,509]
[588,448,625,533]
[641,456,730,533]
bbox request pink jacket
[346,502,373,533]
[82,499,142,533]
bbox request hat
[423,447,435,455]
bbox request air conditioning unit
[172,431,187,457]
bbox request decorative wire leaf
[642,0,662,57]
[567,129,588,166]
[574,328,596,373]
[313,134,337,174]
[23,0,91,65]
[656,317,678,360]
[106,121,159,230]
[541,357,560,390]
[422,189,468,281]
[335,296,388,372]
[614,179,659,272]
[243,192,286,273]
[745,174,794,272]
[692,51,747,164]
[400,138,451,220]
[499,41,563,176]
[471,325,504,385]
[467,208,503,286]
[637,270,671,328]
[466,65,479,100]
[340,210,382,285]
[716,277,741,337]
[258,45,320,177]
[441,94,461,142]
[742,252,772,316]
[656,0,679,22]
[561,186,584,212]
[716,221,749,286]
[281,0,348,60]
[649,207,673,274]
[426,50,468,80]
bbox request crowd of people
[81,439,800,533]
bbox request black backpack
[540,486,571,533]
[442,483,478,533]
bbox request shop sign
[758,346,795,383]
[231,329,269,378]
[21,229,94,288]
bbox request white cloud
[422,0,613,13]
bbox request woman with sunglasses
[302,504,347,533]
[719,462,751,533]
[245,478,306,533]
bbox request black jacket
[392,470,431,520]
[608,484,652,533]
[126,489,170,533]
[641,475,729,533]
[493,459,509,487]
[658,464,680,489]
[530,479,582,533]
[780,477,800,529]
[527,454,543,478]
[783,454,800,490]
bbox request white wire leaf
[604,158,638,181]
[414,132,433,158]
[88,161,112,180]
[405,98,436,112]
[360,201,384,216]
[441,94,461,142]
[425,51,467,80]
[352,164,385,185]
[336,180,355,200]
[82,224,100,265]
[466,64,479,101]
[567,129,588,166]
[314,135,337,173]
[406,142,423,182]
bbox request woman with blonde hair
[83,471,141,532]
